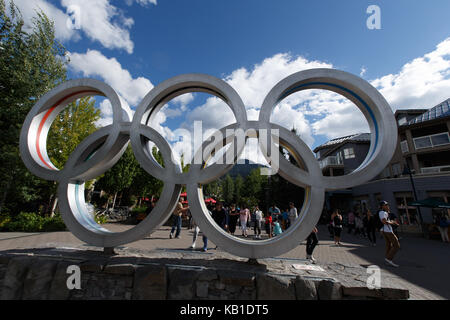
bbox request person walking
[190,209,211,252]
[363,209,377,246]
[239,205,250,237]
[281,208,289,230]
[253,205,263,239]
[227,204,239,236]
[287,202,298,229]
[331,209,343,245]
[378,201,400,267]
[169,197,189,239]
[269,204,281,221]
[306,227,319,263]
[347,210,355,234]
[264,212,273,238]
[212,202,228,231]
[437,210,449,243]
[354,212,365,238]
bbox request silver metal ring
[20,70,397,258]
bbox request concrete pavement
[0,223,448,299]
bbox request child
[264,213,273,238]
[273,217,283,236]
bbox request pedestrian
[239,205,250,237]
[272,217,283,236]
[378,201,400,267]
[287,202,298,229]
[363,209,377,246]
[347,210,355,234]
[281,208,289,230]
[253,205,263,239]
[306,227,319,263]
[331,209,343,245]
[437,210,449,243]
[190,210,210,252]
[269,204,281,221]
[264,212,273,238]
[169,197,189,239]
[211,201,228,231]
[228,204,239,236]
[354,212,365,238]
[187,208,193,230]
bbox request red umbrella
[180,192,187,197]
[205,198,216,204]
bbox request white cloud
[125,0,158,6]
[360,66,367,77]
[373,38,450,111]
[69,49,153,107]
[13,0,78,42]
[13,0,139,53]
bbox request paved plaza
[0,224,448,300]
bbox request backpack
[439,217,449,228]
[376,211,384,230]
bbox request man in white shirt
[254,206,263,239]
[379,201,400,267]
[288,202,298,228]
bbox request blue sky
[14,0,450,164]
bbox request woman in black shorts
[331,209,343,245]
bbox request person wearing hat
[379,201,400,267]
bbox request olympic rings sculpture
[19,69,397,259]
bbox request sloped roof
[405,98,450,126]
[313,133,370,153]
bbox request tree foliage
[0,0,68,214]
[47,96,100,169]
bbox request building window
[398,117,407,126]
[392,163,402,176]
[431,133,450,146]
[400,140,409,153]
[343,148,355,159]
[413,132,450,149]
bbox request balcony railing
[413,132,450,150]
[319,155,343,169]
[420,165,450,174]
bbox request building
[315,98,450,234]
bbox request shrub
[0,214,11,231]
[2,212,67,232]
[94,213,108,224]
[42,214,67,232]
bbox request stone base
[0,248,409,300]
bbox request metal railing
[319,155,343,169]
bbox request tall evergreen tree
[0,1,68,214]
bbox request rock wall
[0,249,409,300]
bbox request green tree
[221,174,235,204]
[0,1,68,214]
[95,145,140,209]
[47,96,100,169]
[234,174,244,204]
[43,96,100,215]
[129,146,164,203]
